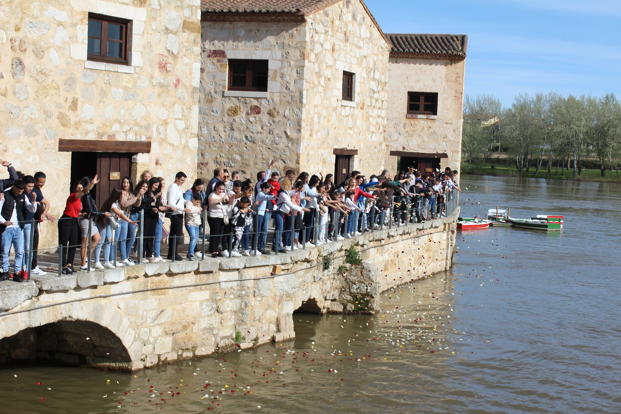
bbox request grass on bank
[462,162,621,182]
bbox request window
[228,59,269,92]
[407,92,438,116]
[342,71,355,101]
[88,14,131,64]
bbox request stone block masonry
[0,210,458,371]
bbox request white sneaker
[94,262,105,270]
[152,256,164,263]
[103,262,114,269]
[114,261,125,267]
[355,232,362,236]
[295,242,303,249]
[252,250,262,256]
[230,251,243,257]
[241,250,250,256]
[316,241,325,246]
[195,252,203,259]
[284,246,292,252]
[337,235,345,241]
[221,250,230,257]
[31,266,47,275]
[306,242,315,247]
[122,259,133,266]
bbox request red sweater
[268,179,281,205]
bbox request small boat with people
[508,215,565,231]
[457,217,491,231]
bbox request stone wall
[198,21,307,177]
[0,212,457,371]
[0,0,201,247]
[300,0,390,175]
[385,57,466,171]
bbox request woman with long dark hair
[121,177,145,265]
[207,181,231,257]
[142,178,161,262]
[58,175,99,274]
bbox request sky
[366,0,621,107]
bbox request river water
[1,175,620,413]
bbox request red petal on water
[39,397,46,402]
[35,381,43,386]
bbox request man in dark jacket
[0,180,38,281]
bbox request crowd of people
[0,159,460,280]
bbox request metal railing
[0,190,459,279]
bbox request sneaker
[220,250,230,257]
[103,262,115,269]
[306,242,315,247]
[316,241,325,246]
[31,266,47,276]
[230,251,243,257]
[284,246,292,252]
[152,256,164,263]
[295,242,303,249]
[0,272,9,281]
[336,235,345,241]
[61,267,72,275]
[242,250,250,256]
[13,272,23,283]
[95,262,105,270]
[355,232,362,236]
[195,252,204,259]
[187,255,194,261]
[80,265,89,271]
[292,245,299,251]
[19,270,30,281]
[122,259,134,266]
[252,250,262,256]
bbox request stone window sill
[85,60,135,74]
[341,100,356,108]
[406,114,437,120]
[224,90,269,99]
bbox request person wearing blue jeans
[119,178,146,264]
[93,223,112,269]
[272,210,286,253]
[254,182,275,253]
[0,180,37,281]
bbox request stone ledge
[77,271,104,288]
[198,260,219,273]
[218,257,246,270]
[104,268,126,284]
[125,264,146,279]
[32,275,77,292]
[244,254,291,268]
[145,262,170,277]
[170,261,198,274]
[0,281,39,311]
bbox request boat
[508,215,564,231]
[487,208,511,227]
[457,217,491,230]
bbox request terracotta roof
[200,0,340,15]
[387,34,467,60]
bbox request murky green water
[1,175,620,413]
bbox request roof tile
[387,33,467,59]
[200,0,338,15]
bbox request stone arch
[0,300,141,370]
[294,298,323,314]
[0,320,132,370]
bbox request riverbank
[461,162,621,182]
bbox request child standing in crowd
[230,196,252,257]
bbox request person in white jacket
[272,183,309,253]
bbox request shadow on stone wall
[0,320,131,371]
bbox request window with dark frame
[87,14,131,65]
[407,92,439,116]
[342,71,355,101]
[228,59,269,92]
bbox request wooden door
[96,153,132,208]
[335,155,353,185]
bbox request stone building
[198,0,467,182]
[385,34,467,172]
[0,0,202,245]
